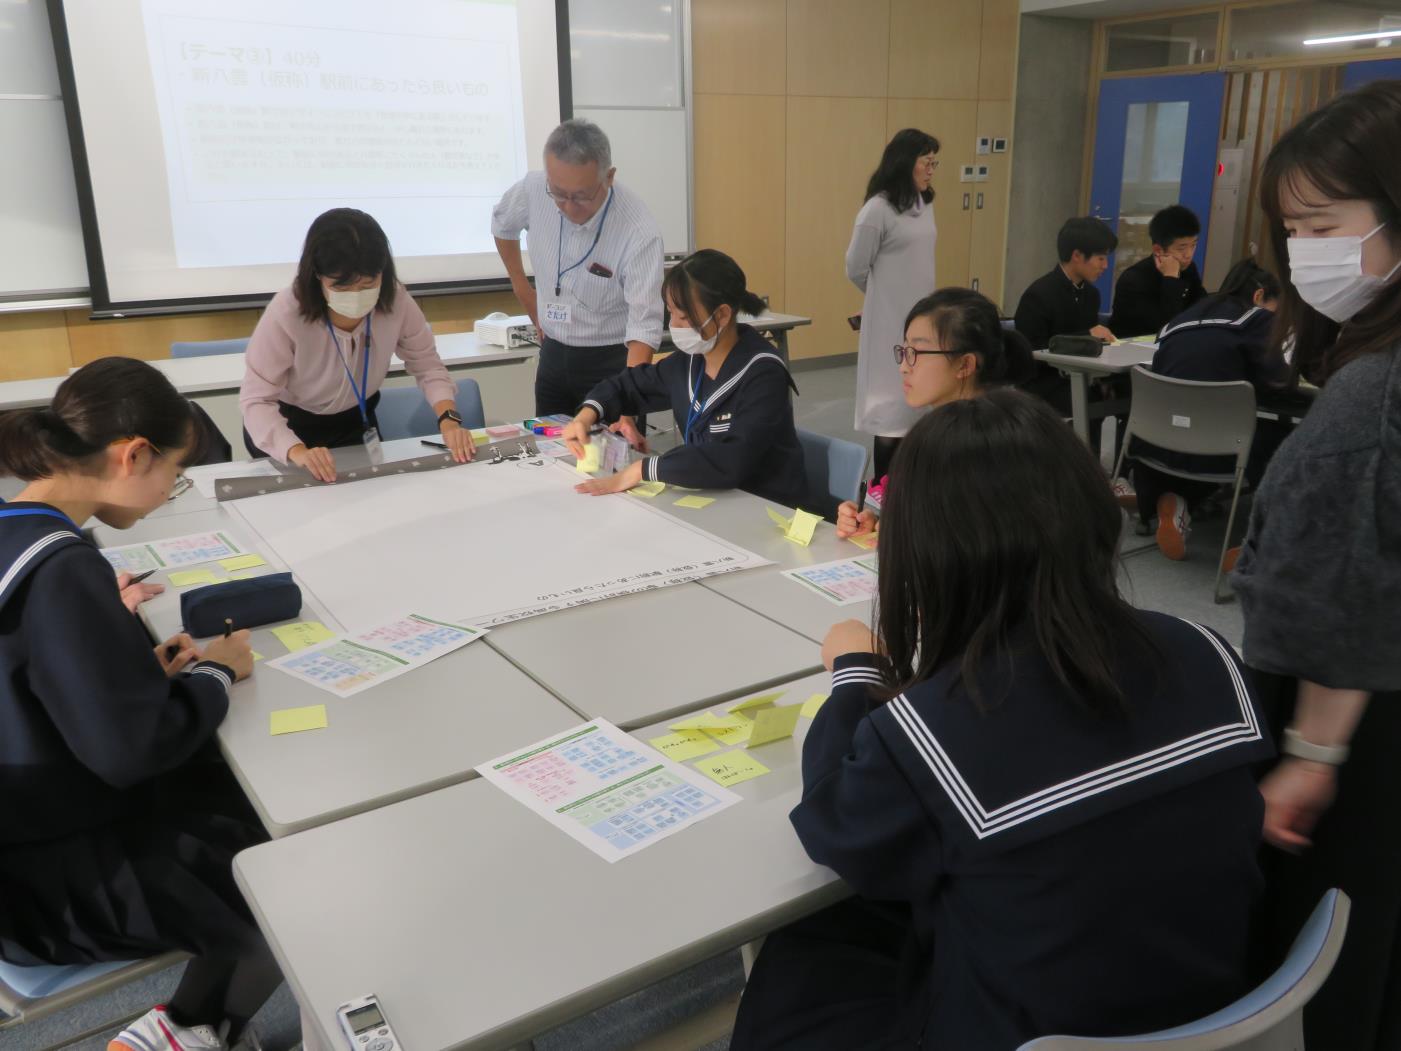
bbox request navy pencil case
[180,572,301,637]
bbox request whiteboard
[228,461,767,633]
[3,0,693,301]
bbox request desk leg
[772,329,789,364]
[1069,373,1091,445]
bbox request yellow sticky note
[674,495,714,509]
[695,751,771,787]
[575,443,601,474]
[228,569,263,580]
[728,690,786,715]
[648,730,721,762]
[766,507,792,530]
[252,651,265,662]
[218,553,266,571]
[785,509,822,547]
[470,428,490,443]
[271,621,333,652]
[169,569,224,587]
[747,704,803,748]
[801,693,828,719]
[706,720,753,746]
[848,531,879,551]
[630,480,667,498]
[670,711,750,733]
[269,704,328,736]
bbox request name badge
[363,426,384,464]
[543,301,572,325]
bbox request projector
[474,312,539,348]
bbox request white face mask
[1287,223,1401,323]
[669,309,720,355]
[324,283,381,320]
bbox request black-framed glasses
[545,181,606,206]
[893,344,961,366]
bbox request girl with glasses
[836,287,1032,538]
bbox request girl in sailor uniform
[732,389,1273,1050]
[0,358,276,1051]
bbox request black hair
[0,357,201,481]
[864,128,940,213]
[903,287,1035,388]
[662,249,767,326]
[1056,216,1118,263]
[874,388,1156,712]
[1260,79,1401,384]
[1212,258,1281,308]
[1148,204,1200,248]
[293,208,398,323]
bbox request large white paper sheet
[227,461,769,631]
[477,720,740,862]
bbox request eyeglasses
[919,157,940,170]
[167,476,193,502]
[545,182,606,206]
[893,344,962,366]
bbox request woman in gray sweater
[1231,80,1401,1049]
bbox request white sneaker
[110,1006,226,1051]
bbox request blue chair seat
[795,428,869,521]
[375,377,487,440]
[169,338,250,359]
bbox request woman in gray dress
[845,129,939,480]
[1231,79,1401,1050]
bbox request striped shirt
[491,171,664,349]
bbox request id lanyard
[325,315,373,427]
[555,188,614,297]
[683,358,706,444]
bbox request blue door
[1088,73,1227,307]
[1343,58,1401,90]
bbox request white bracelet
[1281,727,1349,766]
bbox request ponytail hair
[0,357,200,481]
[1214,257,1281,307]
[662,248,768,324]
[903,287,1035,389]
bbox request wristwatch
[437,409,463,426]
[1282,727,1350,766]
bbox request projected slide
[142,0,525,267]
[53,0,561,307]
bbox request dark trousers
[534,337,628,417]
[242,391,381,459]
[1251,671,1401,1050]
[1131,418,1290,525]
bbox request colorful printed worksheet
[781,557,879,606]
[477,720,740,862]
[267,613,485,698]
[101,530,245,573]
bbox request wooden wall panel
[970,99,1013,309]
[785,96,888,359]
[0,312,72,382]
[978,0,1019,101]
[64,307,263,367]
[887,98,979,291]
[888,0,981,101]
[692,0,786,96]
[694,94,787,310]
[786,0,891,98]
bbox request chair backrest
[374,377,487,440]
[1126,367,1257,461]
[795,428,868,520]
[0,952,186,1027]
[169,337,250,359]
[1018,888,1351,1051]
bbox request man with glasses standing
[492,119,665,434]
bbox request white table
[1032,341,1155,444]
[686,489,874,644]
[233,670,846,1051]
[91,503,581,839]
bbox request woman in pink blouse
[239,208,474,482]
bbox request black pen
[421,439,448,450]
[224,618,233,639]
[129,569,157,584]
[856,480,868,514]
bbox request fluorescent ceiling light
[1304,29,1401,46]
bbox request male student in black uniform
[1014,216,1119,414]
[1108,204,1206,337]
